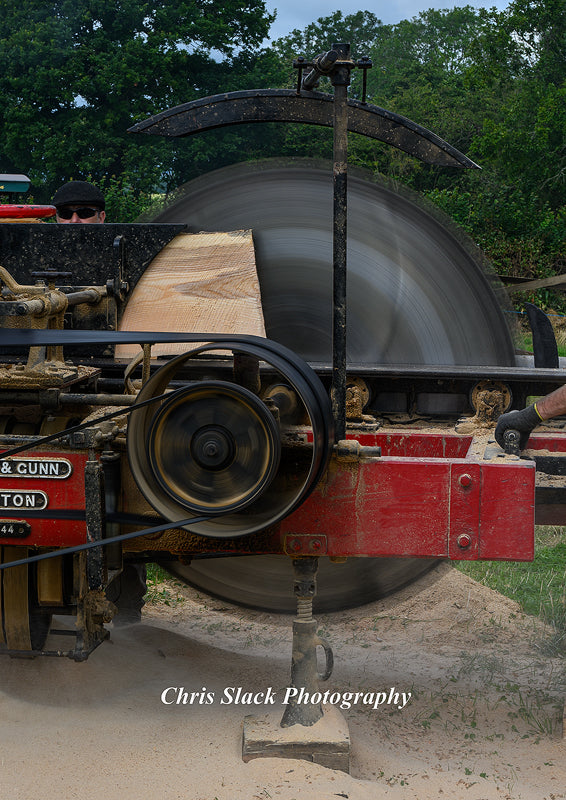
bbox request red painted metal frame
[0,205,56,219]
[0,450,88,546]
[0,430,538,562]
[279,431,535,561]
[525,432,566,454]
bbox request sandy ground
[1,562,565,800]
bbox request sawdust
[0,562,565,800]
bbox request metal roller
[147,381,282,515]
[140,160,515,611]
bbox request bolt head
[457,533,472,549]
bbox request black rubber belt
[0,331,334,568]
[0,330,332,456]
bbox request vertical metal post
[330,43,351,443]
[84,456,106,590]
[296,44,370,440]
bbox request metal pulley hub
[146,381,281,514]
[127,338,333,538]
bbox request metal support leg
[280,557,334,728]
[75,456,115,658]
[242,555,348,771]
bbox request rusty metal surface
[0,363,98,390]
[329,48,350,441]
[128,89,480,169]
[0,224,186,296]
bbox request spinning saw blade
[144,160,515,612]
[151,161,514,366]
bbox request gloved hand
[494,404,542,450]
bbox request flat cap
[52,181,105,209]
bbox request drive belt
[0,330,334,564]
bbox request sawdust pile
[0,562,565,800]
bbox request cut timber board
[116,230,265,358]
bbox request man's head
[52,181,106,224]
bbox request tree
[505,0,566,85]
[266,5,564,298]
[415,1,565,295]
[0,0,273,200]
[469,0,566,211]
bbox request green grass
[456,527,566,655]
[144,563,186,606]
[519,331,566,358]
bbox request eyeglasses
[57,206,100,219]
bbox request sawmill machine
[1,45,565,663]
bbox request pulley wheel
[127,340,332,537]
[147,382,281,514]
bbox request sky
[265,1,511,40]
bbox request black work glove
[495,404,541,451]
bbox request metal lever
[302,49,339,91]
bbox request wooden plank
[37,555,64,606]
[2,546,31,650]
[506,274,566,294]
[116,230,265,358]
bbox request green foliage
[0,0,274,198]
[145,563,186,606]
[97,175,158,222]
[0,1,564,289]
[457,527,566,654]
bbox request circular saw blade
[165,554,440,614]
[143,159,515,612]
[151,159,515,366]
